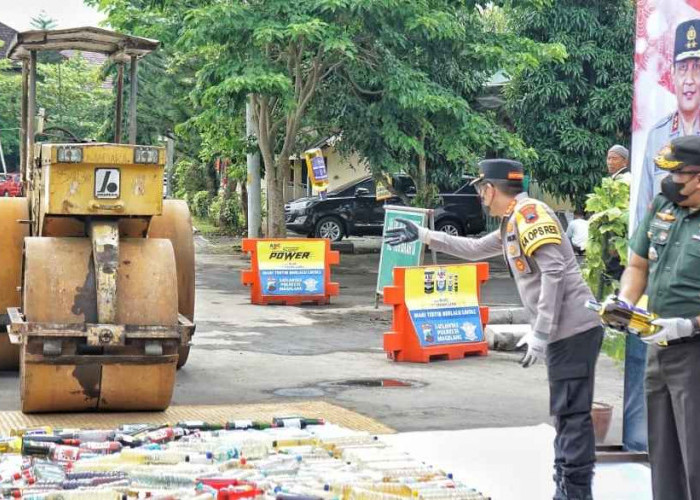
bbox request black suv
[285,175,485,241]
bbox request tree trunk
[266,163,286,237]
[240,181,248,231]
[417,132,427,193]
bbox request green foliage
[191,190,213,219]
[505,0,635,206]
[0,61,22,168]
[209,193,243,232]
[312,1,564,197]
[602,329,627,364]
[38,56,112,142]
[0,57,111,170]
[31,10,58,30]
[173,158,209,199]
[583,177,630,297]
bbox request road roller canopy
[6,26,159,62]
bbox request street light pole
[246,97,261,238]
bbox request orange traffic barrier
[383,263,489,362]
[241,238,340,305]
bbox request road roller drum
[0,198,28,370]
[17,237,185,412]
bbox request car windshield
[328,176,372,196]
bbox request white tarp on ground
[380,424,652,500]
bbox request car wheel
[436,220,463,237]
[315,216,344,242]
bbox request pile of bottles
[0,416,489,499]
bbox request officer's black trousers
[646,340,700,500]
[547,326,604,499]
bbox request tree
[505,0,635,208]
[0,57,110,170]
[173,1,363,236]
[37,56,112,142]
[0,60,23,169]
[31,10,58,30]
[89,0,563,235]
[312,1,564,205]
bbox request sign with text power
[257,240,326,296]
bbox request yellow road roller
[1,27,195,412]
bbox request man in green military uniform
[617,135,700,499]
[386,159,603,500]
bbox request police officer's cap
[470,159,525,186]
[655,136,700,172]
[675,19,700,62]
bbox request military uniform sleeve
[427,230,502,261]
[629,196,663,259]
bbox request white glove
[516,331,548,368]
[642,318,694,344]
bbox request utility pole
[246,97,261,237]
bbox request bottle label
[281,418,302,429]
[147,428,173,442]
[181,421,206,428]
[53,445,80,462]
[232,420,253,429]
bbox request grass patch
[192,216,226,237]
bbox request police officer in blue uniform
[386,160,603,500]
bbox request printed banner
[405,265,484,346]
[377,209,427,294]
[257,240,326,296]
[631,1,700,228]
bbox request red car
[0,173,22,197]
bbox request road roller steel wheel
[149,200,195,368]
[0,198,28,371]
[20,237,179,413]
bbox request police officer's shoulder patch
[515,200,562,256]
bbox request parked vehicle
[0,173,22,197]
[285,175,485,242]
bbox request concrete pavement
[176,236,624,440]
[0,235,624,444]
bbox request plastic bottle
[186,451,213,465]
[0,437,22,454]
[50,445,81,462]
[212,446,240,462]
[129,471,197,488]
[32,461,66,482]
[79,441,122,454]
[144,427,176,444]
[75,430,114,442]
[10,426,52,437]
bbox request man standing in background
[607,144,631,182]
[566,210,589,255]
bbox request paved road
[0,236,624,442]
